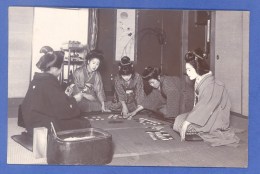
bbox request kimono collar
[195,71,212,91]
[33,72,60,86]
[34,72,58,81]
[86,65,94,74]
[84,64,96,76]
[195,71,212,85]
[159,75,165,83]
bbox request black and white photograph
[7,7,249,167]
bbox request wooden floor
[7,98,248,167]
[88,113,248,167]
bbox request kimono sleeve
[141,89,161,110]
[47,84,80,120]
[94,72,106,102]
[135,74,145,105]
[114,76,127,102]
[186,83,222,126]
[163,79,180,118]
[72,68,84,94]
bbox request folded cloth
[199,129,240,147]
[186,124,198,135]
[185,134,203,141]
[185,124,203,141]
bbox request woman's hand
[73,92,83,102]
[121,106,129,117]
[125,110,137,119]
[65,84,75,96]
[82,93,96,101]
[120,102,129,117]
[101,104,111,112]
[82,83,93,93]
[180,120,191,141]
[124,105,144,119]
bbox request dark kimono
[110,73,145,112]
[21,73,91,134]
[173,73,240,146]
[73,65,106,112]
[141,76,194,118]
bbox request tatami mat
[7,116,248,167]
[7,118,47,164]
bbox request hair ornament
[192,51,204,60]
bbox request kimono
[73,65,106,112]
[110,73,145,112]
[21,72,91,134]
[173,72,240,146]
[141,76,194,118]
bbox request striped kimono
[110,73,145,112]
[72,65,106,112]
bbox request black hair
[118,56,134,76]
[39,46,54,54]
[184,48,209,76]
[36,46,64,72]
[142,66,161,81]
[85,50,104,63]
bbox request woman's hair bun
[85,49,104,61]
[185,48,206,62]
[184,48,210,75]
[36,50,64,71]
[119,56,132,67]
[142,66,161,81]
[118,56,134,75]
[40,46,54,55]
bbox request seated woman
[109,56,145,116]
[173,48,240,146]
[21,46,91,134]
[72,50,110,113]
[127,66,193,119]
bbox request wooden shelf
[60,48,85,85]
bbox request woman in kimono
[127,66,193,119]
[21,46,91,134]
[72,50,110,113]
[173,48,240,146]
[109,56,145,116]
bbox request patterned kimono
[141,76,194,118]
[73,65,106,112]
[173,73,240,146]
[21,73,91,134]
[110,73,145,112]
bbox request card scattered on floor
[145,130,174,141]
[88,115,105,121]
[107,114,123,119]
[87,114,124,121]
[135,118,164,126]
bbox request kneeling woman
[21,46,91,134]
[72,50,110,113]
[110,56,145,116]
[127,66,193,119]
[173,48,240,146]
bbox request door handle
[216,55,220,60]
